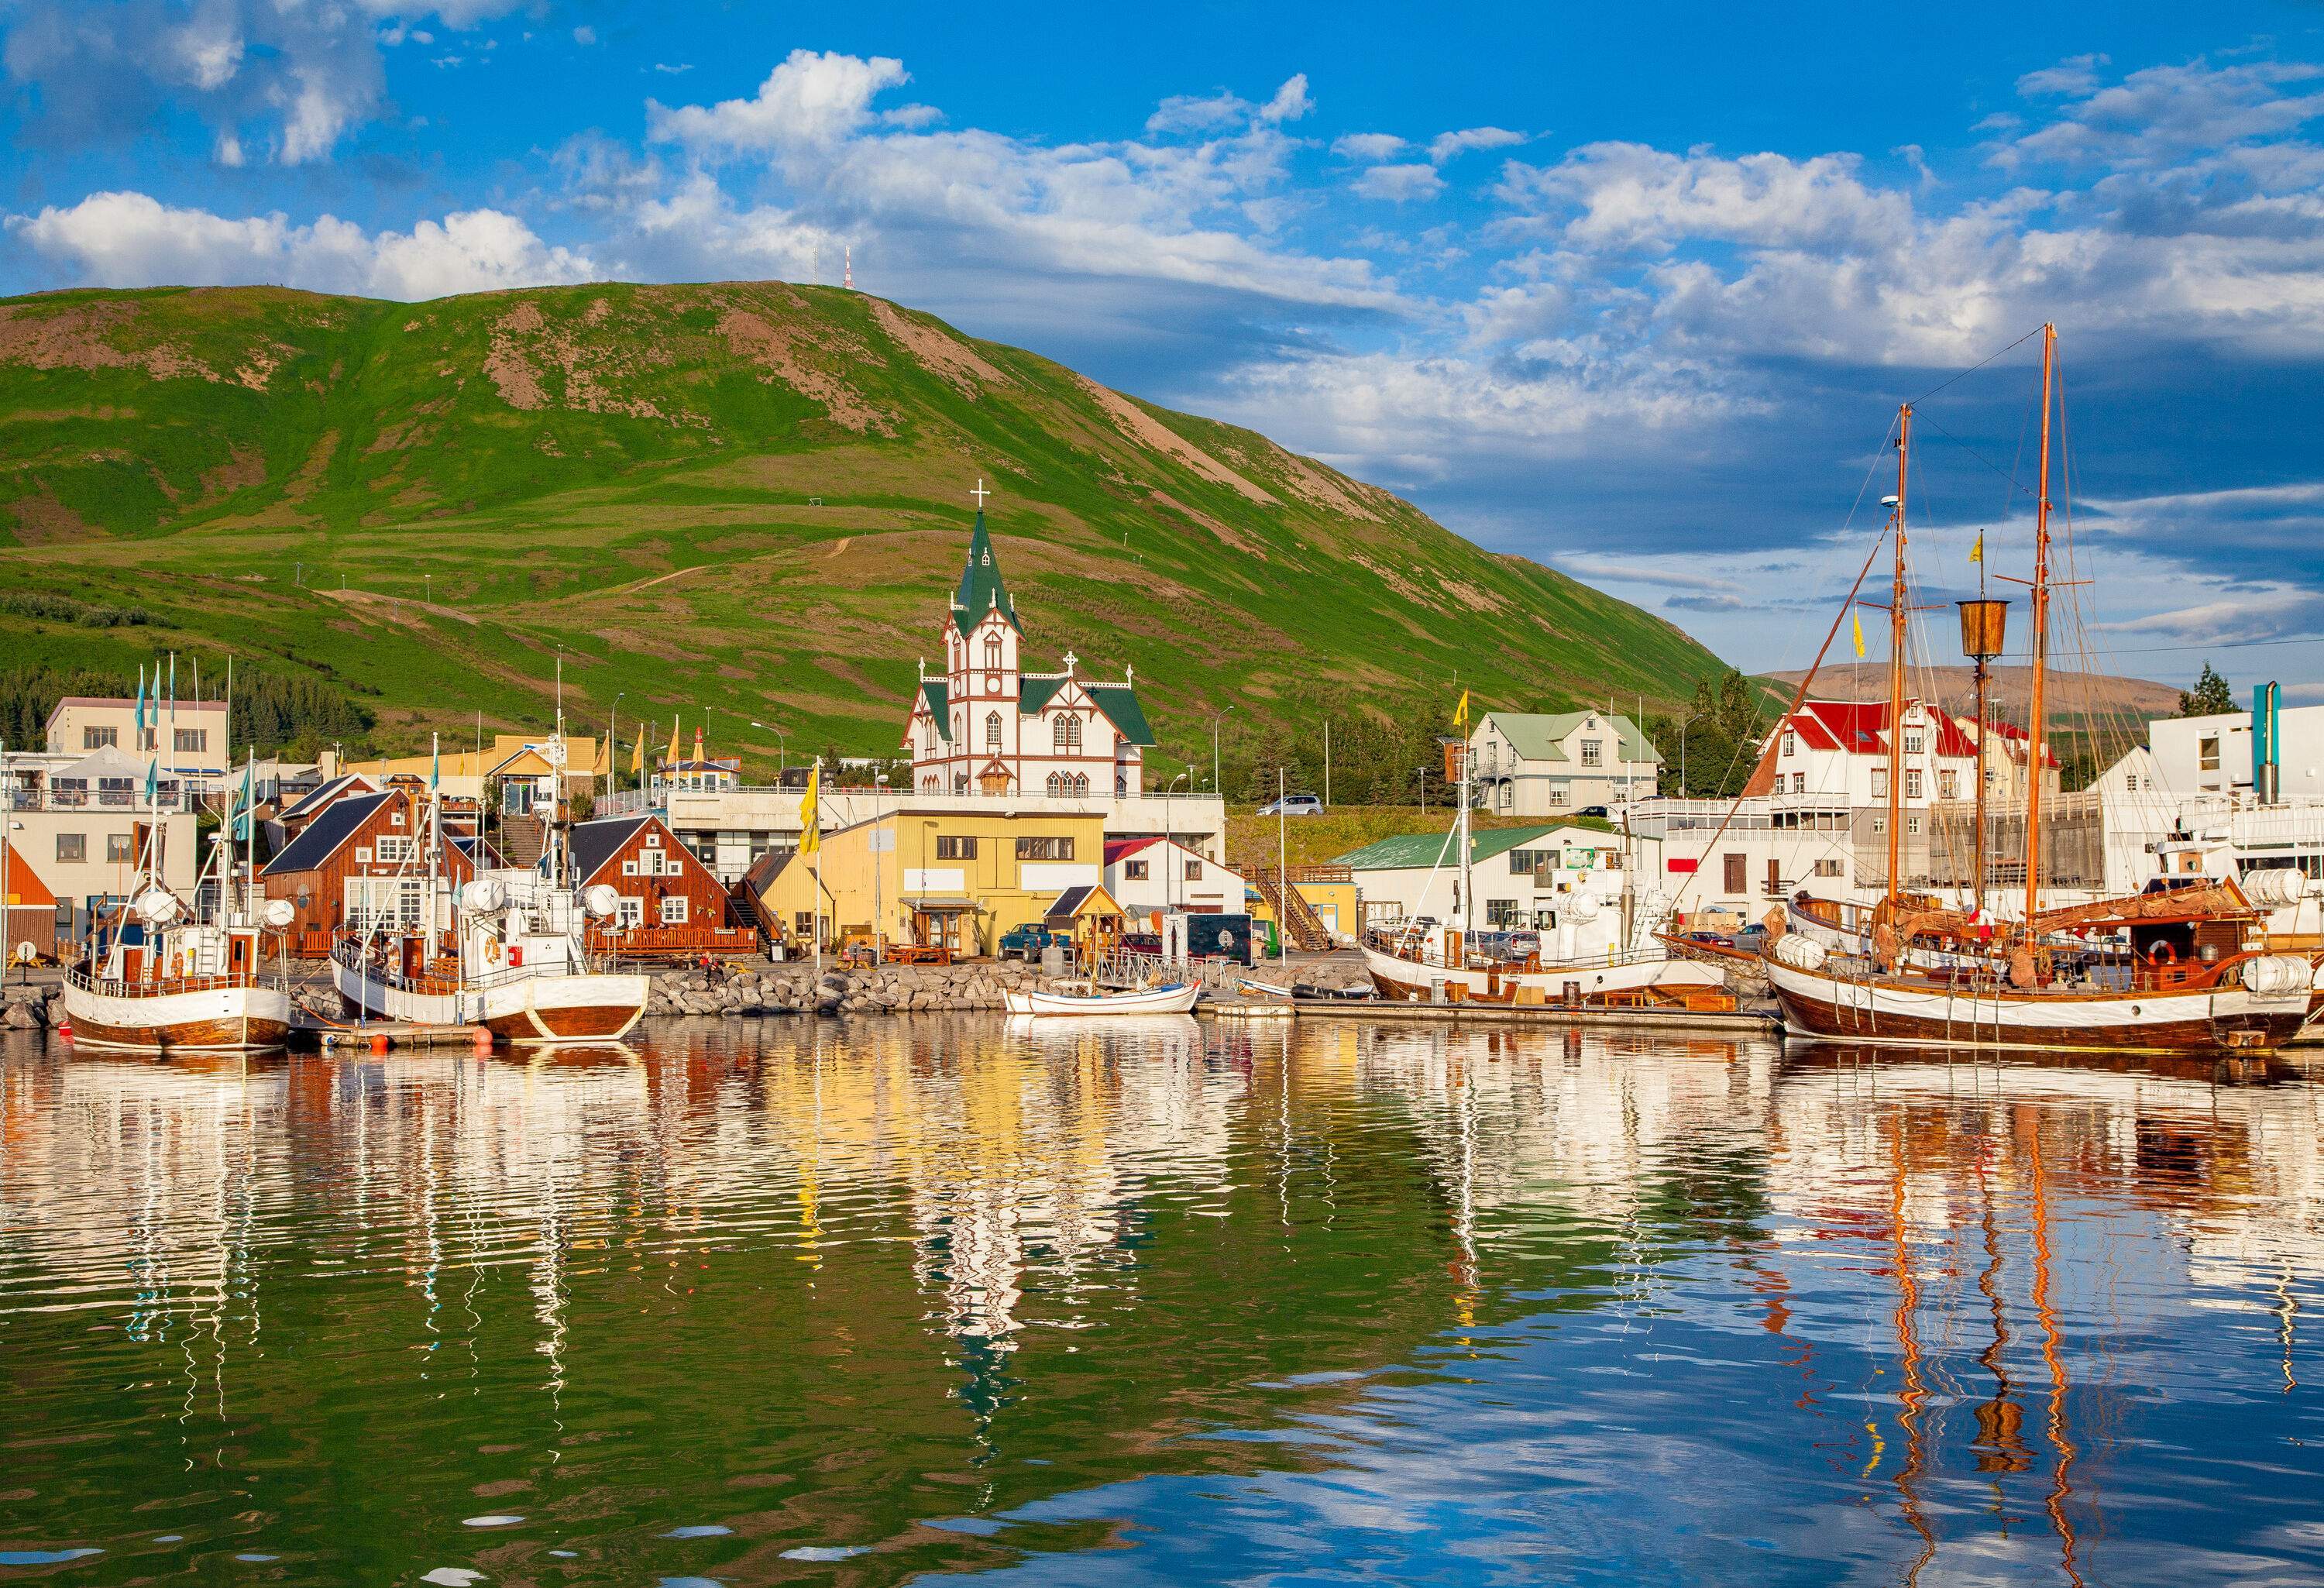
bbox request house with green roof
[904,500,1157,800]
[1332,820,1631,951]
[1469,710,1662,817]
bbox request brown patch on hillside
[1267,444,1381,522]
[1071,376,1277,505]
[0,301,220,383]
[717,307,893,435]
[483,298,695,424]
[198,448,267,504]
[1149,489,1264,559]
[7,492,106,543]
[867,298,1010,397]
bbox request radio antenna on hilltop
[844,245,854,291]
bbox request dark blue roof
[571,816,651,884]
[261,792,389,876]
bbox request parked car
[1259,792,1325,816]
[1734,923,1769,954]
[1676,929,1732,947]
[1576,805,1611,820]
[999,924,1070,961]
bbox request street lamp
[1673,706,1707,798]
[1416,763,1430,813]
[748,720,788,775]
[1211,706,1236,795]
[1164,770,1188,912]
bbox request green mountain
[0,280,1727,777]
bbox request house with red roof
[1746,699,1984,808]
[1102,835,1249,924]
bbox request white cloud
[1258,74,1312,124]
[1353,163,1444,203]
[1146,91,1251,135]
[1428,125,1525,163]
[1332,132,1405,161]
[7,191,596,300]
[653,63,693,76]
[572,25,596,46]
[648,49,909,156]
[1499,142,1908,253]
[2017,53,2109,98]
[1998,59,2324,170]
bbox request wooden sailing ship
[1759,325,2312,1053]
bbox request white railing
[595,784,1229,831]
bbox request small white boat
[1003,980,1202,1016]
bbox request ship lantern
[1957,598,2009,662]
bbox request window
[1870,768,1889,799]
[2125,774,2139,792]
[2199,736,2221,772]
[1905,768,1923,799]
[1782,731,1797,758]
[1580,739,1603,767]
[659,895,689,925]
[1548,784,1569,806]
[1871,816,1886,834]
[794,911,816,934]
[105,833,132,863]
[1126,858,1150,880]
[985,636,1002,672]
[1939,770,1958,799]
[936,835,978,860]
[1054,716,1081,753]
[1016,836,1074,861]
[1723,853,1747,893]
[1046,772,1064,796]
[1510,848,1545,874]
[1792,772,1806,793]
[1904,732,1924,755]
[985,713,1002,751]
[1487,898,1521,926]
[344,877,421,933]
[174,728,207,754]
[1185,859,1202,881]
[81,726,117,750]
[617,896,645,928]
[57,833,85,863]
[1906,816,1922,836]
[373,835,414,864]
[1814,858,1843,878]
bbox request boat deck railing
[67,965,265,998]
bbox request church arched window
[1053,715,1081,754]
[985,635,1002,672]
[985,712,1002,752]
[1046,772,1064,796]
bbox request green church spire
[951,510,1019,631]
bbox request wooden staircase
[499,813,547,869]
[1256,873,1336,953]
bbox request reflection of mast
[2028,1126,2085,1588]
[1887,1115,1937,1583]
[1971,1146,2029,1477]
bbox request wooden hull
[1004,982,1202,1016]
[62,980,292,1054]
[1362,943,1726,1007]
[335,957,647,1044]
[1764,955,2309,1054]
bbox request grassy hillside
[0,281,1729,775]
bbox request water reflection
[2,1019,2322,1583]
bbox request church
[904,502,1155,798]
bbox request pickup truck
[999,924,1070,961]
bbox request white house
[1624,795,1858,924]
[2149,701,2324,801]
[1102,836,1250,926]
[904,507,1156,799]
[1746,699,1997,806]
[1332,822,1630,957]
[1468,711,1661,815]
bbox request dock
[292,1009,493,1050]
[1285,999,1779,1034]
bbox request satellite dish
[260,899,296,930]
[461,878,507,914]
[583,884,621,919]
[135,888,185,926]
[11,942,33,967]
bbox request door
[1765,858,1781,897]
[1723,853,1747,894]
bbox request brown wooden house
[572,815,758,961]
[260,787,479,957]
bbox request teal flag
[143,758,158,807]
[134,668,146,736]
[235,759,254,842]
[430,737,440,796]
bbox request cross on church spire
[970,478,992,509]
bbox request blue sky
[5,2,2322,693]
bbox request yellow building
[1292,874,1360,941]
[755,804,1109,957]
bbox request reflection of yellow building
[758,805,1109,956]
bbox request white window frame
[617,896,645,928]
[659,895,689,926]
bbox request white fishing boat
[1003,980,1202,1016]
[62,758,294,1054]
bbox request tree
[2177,662,2234,718]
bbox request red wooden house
[260,787,480,957]
[571,815,758,961]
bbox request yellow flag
[1454,689,1470,730]
[798,762,821,857]
[665,716,682,768]
[1851,611,1866,658]
[1969,534,1983,564]
[590,735,609,776]
[629,731,644,775]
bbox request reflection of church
[904,497,1154,798]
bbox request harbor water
[5,1017,2324,1583]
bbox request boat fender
[1772,934,1827,972]
[2242,954,2309,998]
[486,940,501,964]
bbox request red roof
[1785,700,1979,761]
[1104,837,1162,866]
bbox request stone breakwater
[2,984,59,1029]
[648,961,1049,1017]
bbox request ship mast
[1886,405,1913,902]
[2023,325,2056,935]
